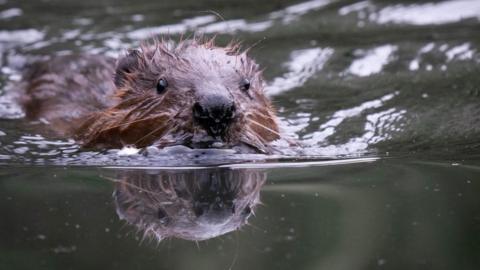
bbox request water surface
[0,0,479,269]
[1,159,480,270]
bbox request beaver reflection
[113,168,266,241]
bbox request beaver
[20,38,280,153]
[112,168,266,241]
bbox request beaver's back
[21,54,117,135]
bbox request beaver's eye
[240,78,250,92]
[156,78,168,94]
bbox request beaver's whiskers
[134,120,173,145]
[246,117,281,139]
[96,116,159,133]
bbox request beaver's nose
[193,95,236,137]
[193,199,234,225]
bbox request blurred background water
[0,0,479,269]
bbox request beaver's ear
[114,50,141,88]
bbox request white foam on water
[409,42,435,71]
[419,43,436,54]
[126,15,217,39]
[270,0,333,23]
[199,0,333,33]
[15,135,76,146]
[303,109,405,156]
[346,45,397,77]
[327,108,405,154]
[0,8,22,19]
[0,29,44,43]
[117,146,140,156]
[409,59,419,71]
[0,87,25,119]
[361,108,406,144]
[445,43,475,61]
[131,14,144,22]
[199,19,273,34]
[408,42,477,71]
[73,18,93,26]
[61,29,81,41]
[303,92,398,144]
[181,15,219,27]
[375,0,480,25]
[338,1,371,16]
[123,0,334,37]
[266,47,334,96]
[279,112,312,136]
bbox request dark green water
[1,0,480,269]
[1,159,479,270]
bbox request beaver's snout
[193,199,234,225]
[193,94,236,138]
[192,176,235,224]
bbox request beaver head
[79,38,280,153]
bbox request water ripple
[375,0,480,25]
[0,8,22,20]
[346,45,397,77]
[266,47,334,96]
[303,92,399,145]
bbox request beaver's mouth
[188,132,231,149]
[153,132,264,154]
[152,131,229,149]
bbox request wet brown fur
[21,37,280,153]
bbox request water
[0,0,479,269]
[1,160,479,269]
